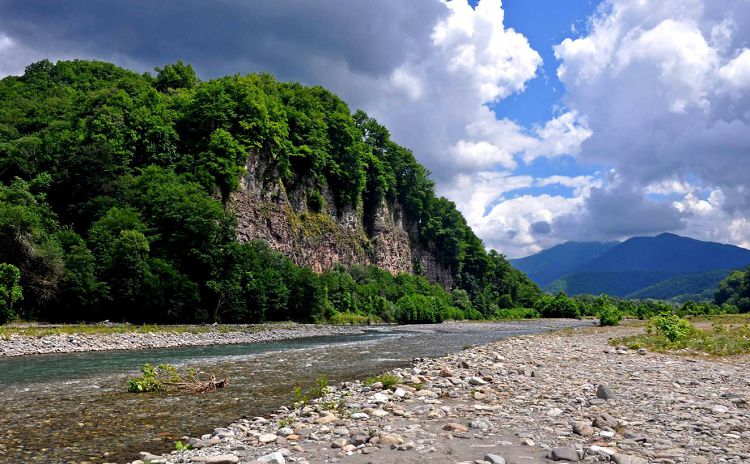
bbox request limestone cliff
[229,157,454,287]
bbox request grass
[364,373,400,389]
[0,321,301,339]
[329,311,381,325]
[613,315,750,357]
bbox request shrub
[647,313,694,342]
[598,303,622,326]
[493,307,541,319]
[364,373,400,389]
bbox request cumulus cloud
[546,0,750,252]
[2,0,749,257]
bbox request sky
[1,0,749,258]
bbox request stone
[258,433,278,444]
[139,452,165,464]
[484,454,506,464]
[331,438,349,448]
[612,454,648,464]
[315,412,339,424]
[593,413,618,429]
[443,422,469,432]
[572,421,594,437]
[548,447,580,462]
[379,434,403,445]
[256,451,285,464]
[597,384,615,400]
[350,412,369,420]
[547,407,564,417]
[351,434,369,446]
[205,456,240,464]
[277,427,294,437]
[469,376,486,385]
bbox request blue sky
[1,0,749,257]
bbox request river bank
[153,324,750,464]
[0,323,366,357]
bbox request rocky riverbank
[0,324,365,357]
[146,324,749,464]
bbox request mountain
[575,233,750,273]
[510,241,618,287]
[523,233,750,298]
[626,269,734,302]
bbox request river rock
[443,422,469,432]
[204,455,239,464]
[572,421,594,436]
[597,384,615,400]
[612,454,648,464]
[256,451,285,464]
[548,447,580,462]
[258,433,277,444]
[484,454,506,464]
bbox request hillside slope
[543,233,750,297]
[511,241,618,287]
[0,59,540,323]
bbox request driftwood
[164,374,228,393]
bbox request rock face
[230,156,453,287]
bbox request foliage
[614,315,750,356]
[715,267,750,313]
[0,59,542,324]
[364,373,400,389]
[491,307,540,319]
[535,292,580,318]
[647,313,695,343]
[0,263,23,323]
[127,362,199,393]
[293,374,330,406]
[597,303,622,326]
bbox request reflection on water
[0,321,590,463]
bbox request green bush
[598,303,622,326]
[493,307,541,319]
[647,313,694,342]
[365,373,400,389]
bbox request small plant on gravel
[648,313,695,342]
[127,363,225,393]
[598,303,623,326]
[364,373,400,389]
[174,440,192,451]
[293,374,330,407]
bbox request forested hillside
[0,59,540,324]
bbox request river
[0,320,592,463]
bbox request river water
[0,320,592,464]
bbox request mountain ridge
[515,233,750,298]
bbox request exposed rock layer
[229,157,453,286]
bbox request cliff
[230,156,454,287]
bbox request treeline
[715,267,750,312]
[0,59,539,323]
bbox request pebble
[154,321,748,464]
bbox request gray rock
[331,438,349,448]
[572,421,594,436]
[256,451,285,464]
[548,447,580,462]
[597,384,615,400]
[612,454,648,464]
[484,454,506,464]
[205,455,240,464]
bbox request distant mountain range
[511,233,750,300]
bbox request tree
[0,263,23,323]
[154,61,197,92]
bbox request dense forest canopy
[0,59,542,323]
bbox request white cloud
[550,0,750,251]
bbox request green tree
[0,263,23,323]
[154,61,197,92]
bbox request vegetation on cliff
[0,59,540,323]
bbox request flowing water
[0,320,591,463]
